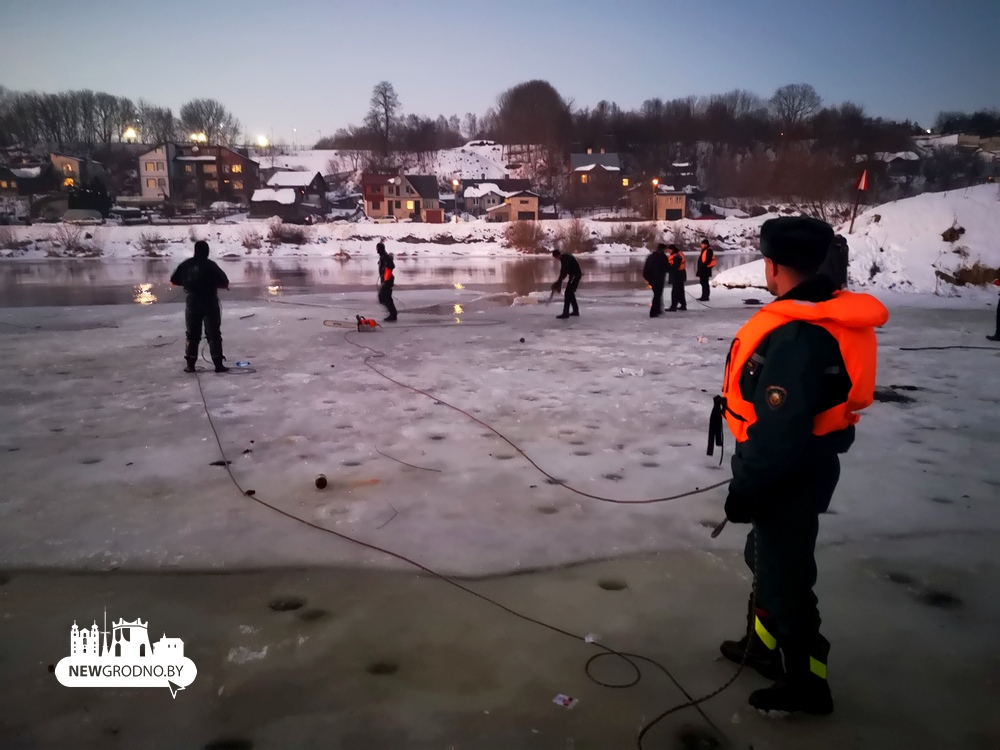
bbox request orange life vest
[720,291,888,444]
[382,267,393,282]
[671,252,686,272]
[700,249,716,268]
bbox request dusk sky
[2,0,998,144]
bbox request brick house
[568,151,628,208]
[138,143,259,206]
[363,169,443,222]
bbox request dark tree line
[934,108,1000,138]
[0,86,243,150]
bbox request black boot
[213,357,229,373]
[184,357,197,373]
[720,597,784,681]
[750,635,833,717]
[987,334,1000,342]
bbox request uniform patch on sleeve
[765,386,787,410]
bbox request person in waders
[170,240,230,373]
[376,241,397,322]
[707,216,889,716]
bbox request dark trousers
[562,276,580,316]
[650,281,664,317]
[185,296,223,361]
[379,282,397,318]
[668,281,686,310]
[743,453,840,654]
[699,274,711,300]
[994,297,1000,336]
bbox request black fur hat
[759,217,833,272]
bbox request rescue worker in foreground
[708,216,889,716]
[987,270,1000,342]
[551,248,582,319]
[642,243,669,317]
[666,244,687,311]
[696,239,716,301]
[376,241,397,322]
[170,240,230,373]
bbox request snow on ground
[0,215,770,262]
[715,184,1000,294]
[1,286,998,575]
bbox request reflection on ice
[133,283,156,305]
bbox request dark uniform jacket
[667,252,687,284]
[170,257,229,298]
[728,276,854,507]
[696,246,715,278]
[378,253,395,285]
[643,249,669,285]
[556,253,582,283]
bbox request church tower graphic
[68,609,184,661]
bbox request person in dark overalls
[666,244,687,311]
[696,239,716,301]
[551,249,582,319]
[643,243,669,317]
[376,241,397,322]
[170,240,230,373]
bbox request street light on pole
[651,178,659,221]
[452,179,460,220]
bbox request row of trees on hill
[0,86,242,150]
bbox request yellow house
[654,191,687,221]
[486,190,541,222]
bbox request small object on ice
[315,474,328,489]
[619,367,644,377]
[553,693,578,709]
[697,336,707,344]
[242,448,252,454]
[209,460,231,467]
[519,337,525,343]
[584,633,600,643]
[245,489,256,496]
[234,360,250,368]
[126,462,133,466]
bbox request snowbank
[0,215,771,262]
[715,185,1000,294]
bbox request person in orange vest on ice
[706,216,889,716]
[696,239,716,301]
[665,244,687,311]
[376,241,397,322]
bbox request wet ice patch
[226,645,268,664]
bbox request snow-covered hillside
[715,184,1000,295]
[249,143,514,184]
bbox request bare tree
[364,81,401,156]
[770,83,822,131]
[462,112,478,139]
[138,99,175,144]
[179,98,241,146]
[114,97,137,141]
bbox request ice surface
[1,286,997,576]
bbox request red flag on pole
[855,169,869,191]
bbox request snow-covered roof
[11,167,41,178]
[251,188,297,204]
[464,182,506,199]
[176,156,217,162]
[267,171,320,188]
[671,162,691,168]
[856,151,921,163]
[486,203,511,213]
[573,164,621,172]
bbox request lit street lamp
[452,179,460,220]
[189,132,207,143]
[257,135,269,148]
[123,127,137,143]
[651,178,659,221]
